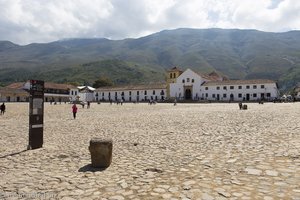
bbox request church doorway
[184,86,192,100]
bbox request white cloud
[0,0,299,44]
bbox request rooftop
[95,83,167,92]
[6,81,77,90]
[0,87,28,95]
[202,79,276,86]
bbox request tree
[93,76,113,88]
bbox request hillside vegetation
[1,28,300,90]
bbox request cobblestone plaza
[0,103,299,199]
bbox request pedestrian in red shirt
[72,104,78,119]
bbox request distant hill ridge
[1,28,300,91]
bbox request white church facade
[169,68,279,101]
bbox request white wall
[201,83,279,101]
[95,89,166,102]
[79,92,94,102]
[69,89,79,101]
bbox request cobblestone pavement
[0,102,299,200]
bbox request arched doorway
[185,89,192,100]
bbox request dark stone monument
[89,138,113,168]
[28,80,44,150]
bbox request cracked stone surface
[0,102,300,199]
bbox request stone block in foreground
[89,138,113,168]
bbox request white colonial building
[168,68,279,101]
[90,67,280,102]
[201,80,279,101]
[94,84,166,102]
[5,81,78,103]
[78,86,95,102]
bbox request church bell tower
[166,67,183,99]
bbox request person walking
[72,104,78,119]
[0,103,5,115]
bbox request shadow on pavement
[78,164,108,172]
[0,149,28,159]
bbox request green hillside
[0,59,164,86]
[1,28,300,90]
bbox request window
[267,93,271,97]
[212,94,215,98]
[230,86,234,89]
[121,92,124,96]
[71,91,74,95]
[261,85,265,89]
[205,87,208,90]
[187,78,190,82]
[182,80,185,83]
[115,92,117,96]
[217,86,220,90]
[238,93,242,98]
[129,91,131,95]
[160,90,165,95]
[137,91,139,95]
[253,85,257,89]
[205,93,208,97]
[102,93,104,96]
[223,86,227,90]
[246,85,250,89]
[223,94,227,98]
[173,73,176,78]
[170,73,172,79]
[144,91,147,95]
[192,79,194,83]
[253,93,257,98]
[238,86,242,89]
[153,90,155,95]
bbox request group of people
[109,99,124,105]
[148,100,157,105]
[0,103,6,115]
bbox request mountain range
[1,28,300,91]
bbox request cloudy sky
[0,0,299,45]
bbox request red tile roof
[202,79,276,86]
[96,83,167,92]
[6,81,77,90]
[167,67,183,73]
[0,87,28,95]
[5,82,25,89]
[45,82,77,90]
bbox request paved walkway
[0,102,299,199]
